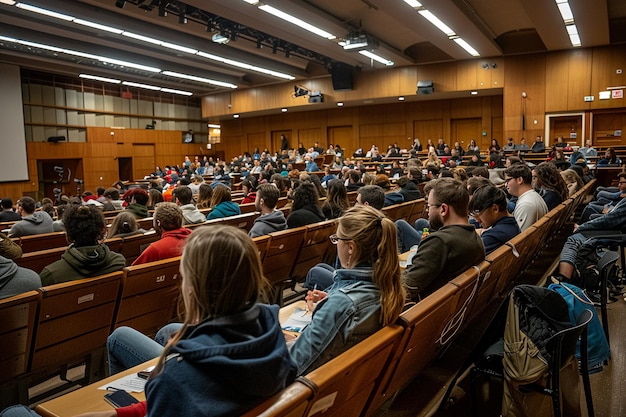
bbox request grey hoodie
[180,204,206,225]
[8,211,54,237]
[0,255,41,299]
[248,210,287,238]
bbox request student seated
[106,226,296,416]
[469,185,520,254]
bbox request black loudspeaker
[417,80,434,95]
[331,62,353,91]
[47,136,66,143]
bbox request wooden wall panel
[413,120,443,144]
[590,45,626,110]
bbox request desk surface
[35,301,306,417]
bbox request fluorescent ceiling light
[196,51,295,80]
[453,38,480,56]
[160,88,193,96]
[343,41,368,50]
[73,19,124,34]
[207,124,221,128]
[557,3,574,21]
[418,10,455,36]
[233,114,240,118]
[122,81,161,90]
[160,42,198,54]
[15,3,73,20]
[0,0,16,5]
[99,57,160,72]
[18,40,64,52]
[79,74,121,83]
[403,0,422,7]
[258,5,336,39]
[162,70,238,89]
[241,0,259,4]
[121,32,162,45]
[0,35,18,42]
[359,50,394,66]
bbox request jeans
[304,263,335,290]
[0,406,39,417]
[396,219,428,253]
[107,324,183,375]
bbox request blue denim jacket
[289,266,382,376]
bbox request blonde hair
[338,205,406,325]
[153,225,268,376]
[422,151,441,167]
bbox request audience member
[249,184,287,238]
[532,162,569,211]
[580,173,626,222]
[0,255,40,300]
[196,183,213,210]
[40,205,125,285]
[561,169,584,197]
[132,203,191,266]
[355,185,386,211]
[103,187,124,210]
[172,186,205,225]
[403,178,485,300]
[0,231,22,260]
[322,179,349,220]
[375,174,404,207]
[240,176,258,205]
[123,188,150,219]
[207,184,241,220]
[597,147,622,166]
[8,197,54,237]
[108,211,146,238]
[396,176,422,202]
[103,226,296,416]
[579,140,597,158]
[147,188,164,210]
[0,198,21,222]
[469,185,520,254]
[531,136,546,153]
[287,182,325,228]
[504,164,548,231]
[345,169,364,192]
[291,205,405,375]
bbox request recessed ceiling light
[470,91,478,95]
[281,108,288,112]
[233,114,240,119]
[337,102,344,107]
[398,96,405,101]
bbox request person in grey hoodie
[0,255,41,299]
[39,205,126,286]
[249,183,287,238]
[172,185,206,225]
[8,197,54,237]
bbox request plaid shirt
[577,197,626,233]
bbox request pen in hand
[302,284,317,316]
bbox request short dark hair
[17,196,36,214]
[504,163,532,184]
[470,166,489,178]
[172,186,193,205]
[103,187,120,200]
[469,185,508,213]
[257,183,279,209]
[358,185,385,210]
[430,178,469,217]
[292,182,319,211]
[348,170,361,183]
[154,202,183,231]
[1,198,13,209]
[467,177,493,195]
[427,166,440,177]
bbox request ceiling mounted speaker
[417,80,434,95]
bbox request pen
[302,284,317,316]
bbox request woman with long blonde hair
[422,151,442,168]
[290,204,406,375]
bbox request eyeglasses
[503,177,515,183]
[329,234,351,245]
[426,204,441,211]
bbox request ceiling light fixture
[207,124,221,128]
[73,19,124,34]
[337,102,344,107]
[162,70,238,89]
[258,5,336,39]
[453,38,480,56]
[122,81,161,90]
[0,0,16,5]
[359,50,394,66]
[160,87,193,96]
[79,74,121,83]
[233,114,240,119]
[15,3,73,20]
[211,33,229,44]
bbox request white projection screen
[0,63,29,182]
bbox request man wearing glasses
[404,178,485,301]
[503,164,547,231]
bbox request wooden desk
[35,359,157,417]
[35,301,306,417]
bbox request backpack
[548,281,610,372]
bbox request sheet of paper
[281,307,312,333]
[98,366,155,392]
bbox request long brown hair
[152,225,267,376]
[337,205,406,325]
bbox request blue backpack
[548,281,610,372]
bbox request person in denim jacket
[289,205,406,375]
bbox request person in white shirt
[503,164,547,231]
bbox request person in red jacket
[131,203,191,266]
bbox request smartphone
[137,370,152,380]
[104,390,140,408]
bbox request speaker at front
[331,62,353,91]
[417,80,434,95]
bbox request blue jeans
[304,263,335,290]
[395,219,428,253]
[0,406,39,417]
[107,324,183,375]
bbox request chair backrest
[0,291,39,384]
[14,232,68,253]
[262,227,307,287]
[221,211,259,231]
[406,198,426,225]
[119,231,160,265]
[14,246,67,274]
[114,257,182,337]
[547,308,592,371]
[363,284,459,416]
[241,381,312,417]
[300,324,404,417]
[30,272,123,375]
[290,220,337,282]
[240,202,257,214]
[381,200,414,222]
[252,235,271,263]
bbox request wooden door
[132,144,155,181]
[549,115,581,146]
[327,126,353,155]
[451,118,483,150]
